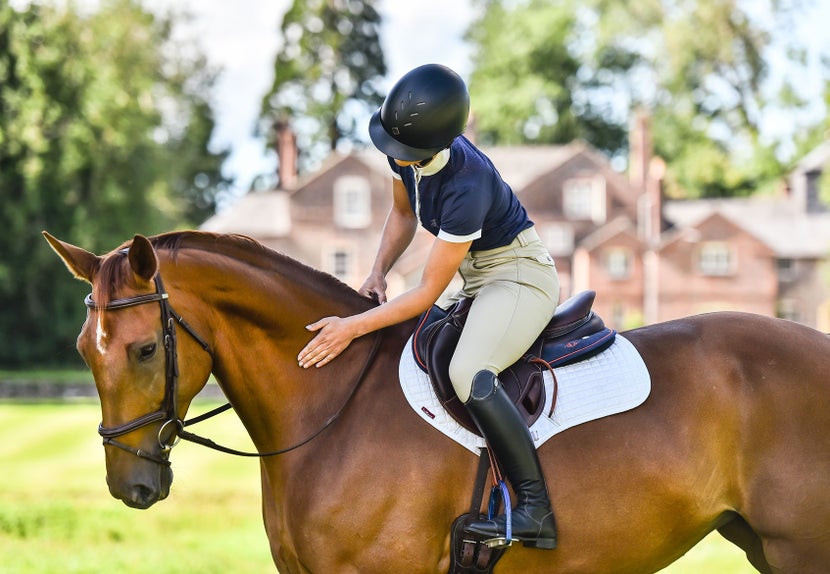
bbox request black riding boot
[463,370,557,549]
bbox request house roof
[578,216,639,252]
[663,197,830,258]
[201,190,291,238]
[307,141,590,193]
[478,143,577,191]
[794,140,830,174]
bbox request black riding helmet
[369,64,470,161]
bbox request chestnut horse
[44,230,830,573]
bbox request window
[334,176,371,229]
[563,177,606,223]
[605,248,632,280]
[698,242,734,276]
[543,223,574,256]
[325,247,353,281]
[777,299,800,322]
[776,258,796,282]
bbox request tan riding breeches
[445,227,560,402]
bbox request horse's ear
[128,235,158,283]
[42,231,101,284]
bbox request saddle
[411,290,616,436]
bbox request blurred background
[2,0,828,571]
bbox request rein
[87,272,382,465]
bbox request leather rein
[87,273,381,466]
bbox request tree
[259,0,386,177]
[467,0,821,198]
[584,0,815,197]
[0,0,230,368]
[465,0,629,157]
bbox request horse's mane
[93,230,369,309]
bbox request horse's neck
[174,251,381,455]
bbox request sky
[157,0,478,205]
[155,0,830,207]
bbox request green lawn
[0,403,755,573]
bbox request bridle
[87,271,381,467]
[87,274,212,467]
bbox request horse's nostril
[125,484,158,509]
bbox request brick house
[202,123,830,331]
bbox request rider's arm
[299,236,471,368]
[359,177,418,303]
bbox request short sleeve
[437,179,492,243]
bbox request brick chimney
[629,108,651,192]
[274,118,298,190]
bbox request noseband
[86,274,212,467]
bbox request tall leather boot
[464,370,557,549]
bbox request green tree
[466,0,628,156]
[585,0,814,197]
[0,0,229,368]
[260,0,386,176]
[467,0,820,198]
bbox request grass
[0,402,273,574]
[0,369,92,384]
[0,402,756,573]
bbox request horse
[43,229,830,574]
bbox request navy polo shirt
[388,136,532,251]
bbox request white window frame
[563,176,606,224]
[334,175,371,229]
[543,223,574,256]
[323,244,356,282]
[605,247,632,280]
[698,242,735,276]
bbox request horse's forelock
[93,248,132,308]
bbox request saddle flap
[412,298,544,436]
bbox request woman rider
[297,63,560,549]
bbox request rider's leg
[448,232,559,548]
[463,369,557,549]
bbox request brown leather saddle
[411,290,615,436]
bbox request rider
[297,63,560,549]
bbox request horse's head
[43,232,213,509]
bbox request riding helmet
[369,64,470,161]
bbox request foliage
[0,0,230,368]
[466,0,822,198]
[466,0,628,156]
[260,0,386,176]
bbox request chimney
[465,111,478,145]
[629,108,651,192]
[274,118,298,190]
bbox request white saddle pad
[399,335,651,454]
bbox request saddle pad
[399,334,651,454]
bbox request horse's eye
[139,343,157,361]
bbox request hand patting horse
[45,230,830,573]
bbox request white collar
[413,148,450,177]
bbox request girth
[411,290,616,435]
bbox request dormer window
[543,223,574,256]
[334,176,371,229]
[563,176,606,223]
[698,242,734,276]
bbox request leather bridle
[87,274,212,467]
[86,271,381,466]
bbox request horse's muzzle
[107,466,173,509]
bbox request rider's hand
[297,316,358,368]
[359,272,388,304]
